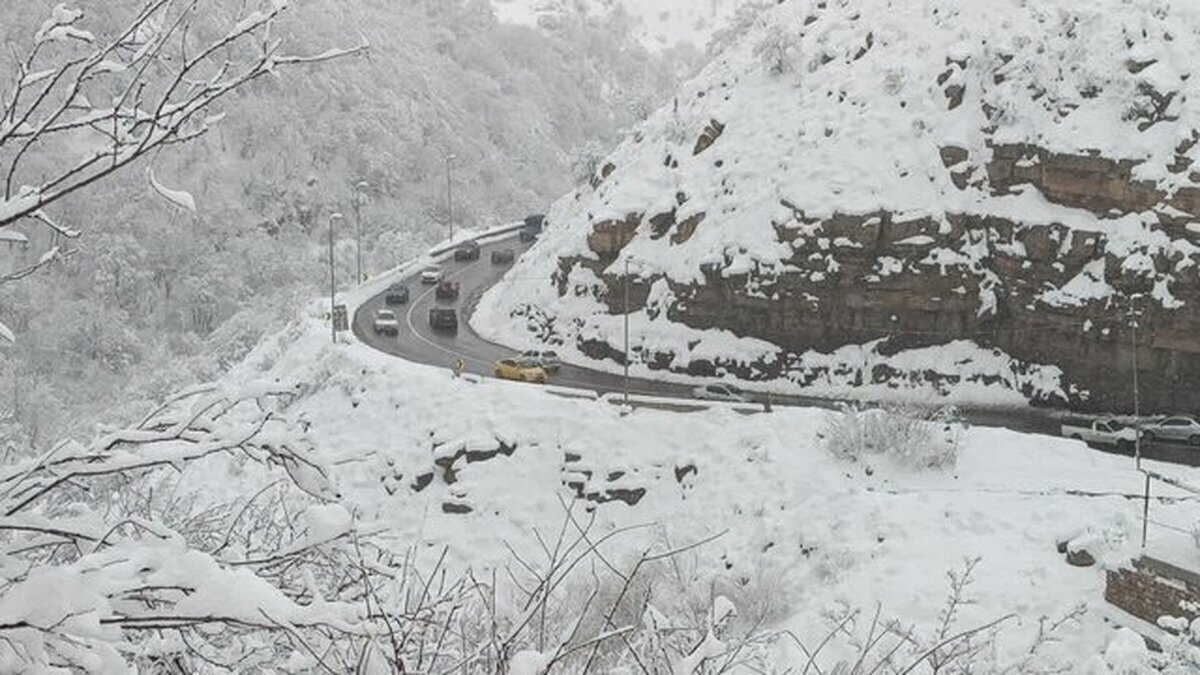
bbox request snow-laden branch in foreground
[0,0,368,231]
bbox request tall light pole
[328,213,344,344]
[623,257,631,409]
[445,154,457,243]
[353,181,369,285]
[1130,292,1144,470]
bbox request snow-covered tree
[0,0,365,295]
[754,23,801,76]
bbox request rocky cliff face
[475,0,1200,412]
[576,144,1200,411]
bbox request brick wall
[1105,555,1200,629]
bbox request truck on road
[1060,417,1138,449]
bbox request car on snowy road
[491,248,515,265]
[518,350,561,374]
[435,280,460,301]
[692,383,750,403]
[372,309,400,336]
[428,308,458,334]
[519,214,545,242]
[453,240,480,261]
[1141,416,1200,445]
[420,267,444,284]
[1060,417,1138,450]
[494,358,548,384]
[385,283,409,305]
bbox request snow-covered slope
[10,263,1194,669]
[491,0,759,52]
[177,304,1195,671]
[475,0,1200,411]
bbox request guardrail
[428,222,527,258]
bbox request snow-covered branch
[0,0,367,233]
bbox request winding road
[353,234,1200,468]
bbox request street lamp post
[623,257,631,409]
[329,213,344,344]
[445,154,457,243]
[1130,293,1144,470]
[353,181,369,285]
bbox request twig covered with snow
[0,0,368,287]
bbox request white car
[420,267,444,285]
[372,309,400,336]
[692,383,749,403]
[1142,417,1200,445]
[518,350,561,374]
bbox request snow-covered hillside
[491,0,760,51]
[475,0,1200,411]
[4,234,1196,669]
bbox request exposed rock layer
[566,146,1200,413]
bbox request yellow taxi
[493,358,548,384]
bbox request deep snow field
[179,272,1200,670]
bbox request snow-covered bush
[1157,616,1200,675]
[571,140,609,186]
[820,404,962,469]
[1091,622,1199,675]
[754,24,801,75]
[708,1,775,57]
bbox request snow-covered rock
[476,0,1200,412]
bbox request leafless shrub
[786,557,1088,675]
[820,403,963,470]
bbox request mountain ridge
[475,0,1200,411]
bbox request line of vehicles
[373,248,1200,425]
[370,232,528,339]
[1060,415,1200,449]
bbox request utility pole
[445,154,457,243]
[353,181,368,285]
[1131,293,1143,470]
[328,213,344,344]
[623,257,630,409]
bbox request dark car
[491,248,515,265]
[435,280,460,300]
[429,308,458,334]
[385,284,409,305]
[453,240,480,261]
[519,214,545,242]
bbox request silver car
[692,383,749,403]
[1142,417,1200,445]
[518,350,561,374]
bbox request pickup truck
[1060,417,1138,449]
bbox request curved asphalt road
[353,236,1200,468]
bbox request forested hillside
[0,0,674,454]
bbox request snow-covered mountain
[476,0,1200,412]
[491,0,760,52]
